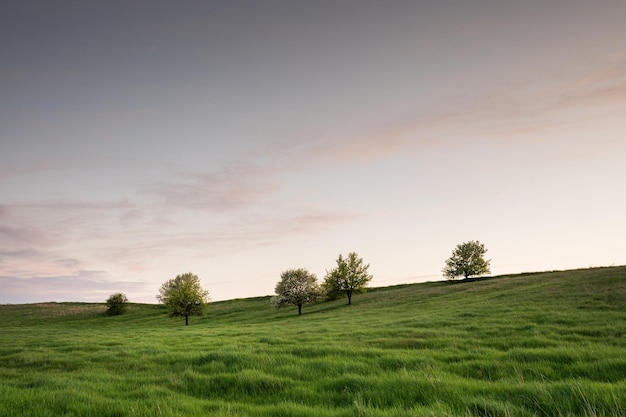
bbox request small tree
[323,252,373,305]
[106,292,128,315]
[272,268,321,315]
[157,272,210,325]
[443,240,491,280]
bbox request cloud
[556,66,626,109]
[93,204,361,271]
[275,210,363,235]
[0,199,142,289]
[0,202,360,304]
[0,271,149,304]
[119,209,143,224]
[0,156,134,180]
[0,199,136,256]
[365,57,626,152]
[0,248,43,262]
[0,247,83,279]
[264,117,444,169]
[150,163,279,211]
[0,160,60,180]
[54,258,83,269]
[10,199,132,212]
[0,225,53,247]
[144,118,442,217]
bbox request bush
[106,293,129,315]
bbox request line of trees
[108,241,491,324]
[272,251,374,315]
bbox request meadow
[1,266,625,416]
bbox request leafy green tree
[106,293,128,315]
[443,240,491,280]
[157,272,210,325]
[272,268,321,315]
[323,252,373,305]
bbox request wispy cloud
[0,248,43,262]
[237,60,626,173]
[54,258,82,269]
[556,62,626,109]
[0,160,60,180]
[370,57,626,152]
[99,206,361,263]
[150,163,279,211]
[0,156,136,180]
[0,225,54,247]
[0,247,85,280]
[0,271,149,304]
[0,170,362,301]
[271,209,363,237]
[0,200,136,255]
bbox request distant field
[1,266,625,416]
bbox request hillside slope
[1,266,625,416]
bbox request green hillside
[1,266,625,416]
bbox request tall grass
[1,266,625,416]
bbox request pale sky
[2,0,625,304]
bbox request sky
[2,0,626,304]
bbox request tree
[272,268,321,315]
[443,240,491,280]
[157,272,210,325]
[106,293,128,315]
[323,252,373,305]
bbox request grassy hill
[1,266,625,416]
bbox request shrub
[106,293,129,315]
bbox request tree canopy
[157,272,210,325]
[272,268,321,315]
[443,240,491,280]
[323,252,372,305]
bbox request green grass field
[1,266,625,416]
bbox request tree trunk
[185,314,189,326]
[347,290,352,305]
[298,304,302,315]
